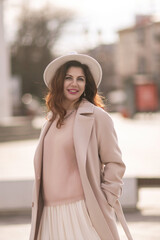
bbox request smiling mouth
[68,89,79,94]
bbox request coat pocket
[101,182,120,208]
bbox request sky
[3,0,160,55]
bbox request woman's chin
[64,94,81,103]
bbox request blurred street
[0,113,160,240]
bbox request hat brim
[43,53,102,89]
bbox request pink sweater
[42,110,84,206]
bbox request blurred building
[116,14,160,83]
[86,15,160,113]
[116,15,160,115]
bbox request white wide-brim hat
[43,52,102,89]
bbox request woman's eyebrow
[78,75,85,78]
[65,74,85,78]
[65,74,72,76]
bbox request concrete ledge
[120,178,138,211]
[0,178,138,213]
[0,180,33,213]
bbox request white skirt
[37,199,101,240]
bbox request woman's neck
[63,100,78,111]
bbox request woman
[29,52,133,240]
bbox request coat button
[32,202,34,207]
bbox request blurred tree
[11,4,73,100]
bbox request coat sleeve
[95,107,126,208]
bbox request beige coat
[29,99,133,240]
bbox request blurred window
[136,28,145,45]
[137,57,146,74]
[154,33,160,43]
[154,53,160,62]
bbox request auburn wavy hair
[45,60,104,128]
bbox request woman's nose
[71,78,78,86]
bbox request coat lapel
[73,100,94,168]
[73,101,114,239]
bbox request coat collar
[46,98,94,120]
[76,98,94,115]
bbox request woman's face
[63,66,86,108]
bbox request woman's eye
[65,76,71,80]
[78,78,85,81]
